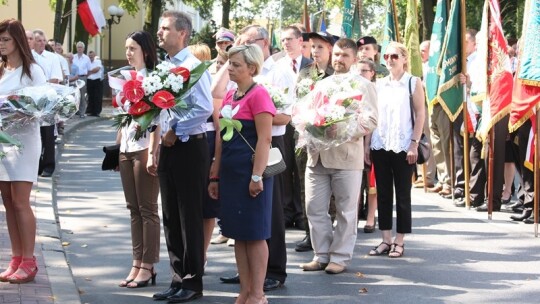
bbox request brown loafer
[325,262,345,274]
[427,185,443,193]
[300,261,328,271]
[438,188,452,196]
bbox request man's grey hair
[162,10,192,46]
[239,24,269,41]
[76,41,85,48]
[33,29,46,38]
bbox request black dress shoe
[476,203,500,212]
[263,278,283,291]
[510,209,533,221]
[505,200,523,211]
[41,171,53,177]
[167,289,202,303]
[295,235,313,252]
[524,215,536,224]
[153,286,181,301]
[219,273,240,284]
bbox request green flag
[271,30,280,51]
[404,0,422,77]
[381,0,400,66]
[426,0,448,105]
[437,0,464,122]
[342,0,361,40]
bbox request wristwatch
[251,175,262,183]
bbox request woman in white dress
[0,19,47,283]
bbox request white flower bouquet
[0,83,80,129]
[260,82,291,111]
[292,73,376,153]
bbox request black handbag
[408,77,431,165]
[102,144,120,171]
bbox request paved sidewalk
[0,108,111,304]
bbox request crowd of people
[0,8,535,304]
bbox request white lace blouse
[370,72,418,153]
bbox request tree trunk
[58,0,73,49]
[420,0,435,41]
[74,0,89,53]
[143,0,162,42]
[222,0,231,28]
[53,0,64,43]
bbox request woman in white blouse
[117,31,160,288]
[368,42,425,258]
[0,19,47,284]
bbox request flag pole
[485,0,493,220]
[535,110,539,237]
[392,0,400,43]
[461,0,471,209]
[487,129,494,219]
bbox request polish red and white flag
[78,0,107,36]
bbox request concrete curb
[37,112,111,304]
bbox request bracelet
[209,176,220,182]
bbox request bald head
[420,40,430,63]
[25,30,35,49]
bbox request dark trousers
[158,136,208,292]
[453,115,486,204]
[511,119,534,209]
[486,116,508,207]
[282,124,303,225]
[39,125,55,174]
[86,78,103,115]
[371,149,413,234]
[267,135,287,283]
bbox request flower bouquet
[0,83,81,129]
[292,73,376,153]
[108,60,213,140]
[260,82,291,111]
[296,68,323,99]
[219,104,242,141]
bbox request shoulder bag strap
[408,76,415,130]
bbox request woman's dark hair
[126,31,158,70]
[0,18,35,80]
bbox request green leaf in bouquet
[305,124,327,138]
[133,108,160,131]
[0,131,21,146]
[112,113,132,130]
[184,61,214,92]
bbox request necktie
[292,59,297,74]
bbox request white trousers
[305,161,362,266]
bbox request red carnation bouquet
[108,60,212,140]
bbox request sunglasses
[360,69,373,73]
[384,53,400,60]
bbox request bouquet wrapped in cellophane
[108,60,213,140]
[260,82,291,111]
[292,73,377,153]
[0,83,81,129]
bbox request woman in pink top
[209,45,275,304]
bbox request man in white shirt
[32,30,63,177]
[50,40,70,83]
[86,51,104,116]
[276,26,313,233]
[72,41,92,118]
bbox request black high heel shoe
[126,267,156,288]
[119,265,140,287]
